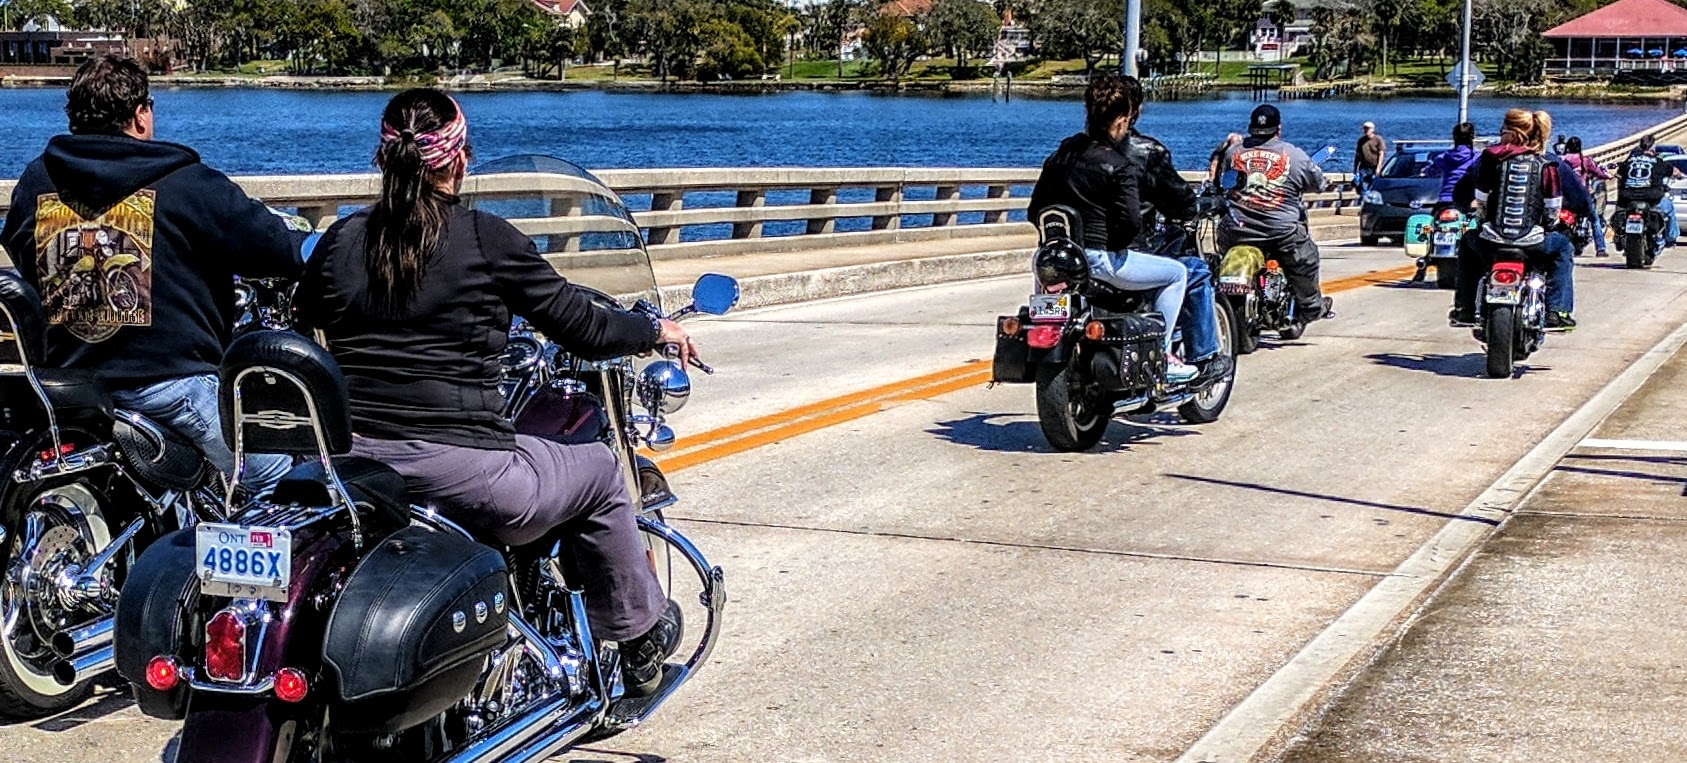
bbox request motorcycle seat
[35,368,113,422]
[270,457,410,527]
[1085,281,1156,314]
[112,410,208,492]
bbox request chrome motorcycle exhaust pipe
[435,694,600,763]
[51,616,112,657]
[51,643,113,686]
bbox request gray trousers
[351,434,664,641]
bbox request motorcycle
[0,271,231,719]
[1474,245,1550,379]
[113,156,731,762]
[991,204,1238,453]
[1613,200,1666,269]
[1403,207,1468,289]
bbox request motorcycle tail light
[1084,321,1106,341]
[144,656,179,692]
[1558,209,1576,225]
[204,611,247,682]
[1630,213,1645,221]
[1437,208,1461,222]
[273,667,309,703]
[1491,269,1521,286]
[1264,260,1281,271]
[1027,325,1062,349]
[1000,317,1021,336]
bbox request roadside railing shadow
[927,412,1194,454]
[1164,473,1500,525]
[1366,351,1487,378]
[25,683,135,732]
[1557,453,1687,494]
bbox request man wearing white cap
[1355,121,1385,193]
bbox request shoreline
[2,72,1682,103]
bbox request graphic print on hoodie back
[32,189,154,343]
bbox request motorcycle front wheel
[1035,361,1108,452]
[1484,305,1517,379]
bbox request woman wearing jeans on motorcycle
[293,89,694,697]
[1028,72,1197,384]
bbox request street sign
[1446,60,1486,90]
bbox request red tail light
[205,611,247,682]
[144,656,179,692]
[1491,268,1521,286]
[1558,209,1576,225]
[1026,325,1062,349]
[273,668,309,703]
[1437,208,1461,222]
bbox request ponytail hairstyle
[1084,71,1144,141]
[367,88,470,314]
[1499,108,1550,152]
[1531,111,1553,152]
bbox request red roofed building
[531,0,590,28]
[1542,0,1687,75]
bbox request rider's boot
[621,599,684,697]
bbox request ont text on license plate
[1029,294,1070,321]
[195,523,292,602]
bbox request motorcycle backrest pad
[0,269,46,367]
[323,524,509,734]
[219,330,352,456]
[1036,205,1081,245]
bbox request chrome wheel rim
[0,485,109,696]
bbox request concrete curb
[659,247,1032,311]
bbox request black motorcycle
[992,205,1237,452]
[0,271,225,718]
[1613,200,1666,269]
[1475,247,1549,378]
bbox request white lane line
[1577,438,1687,453]
[1175,316,1687,763]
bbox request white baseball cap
[1362,121,1375,129]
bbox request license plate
[195,523,291,602]
[1433,232,1457,246]
[1028,294,1070,322]
[1626,218,1645,234]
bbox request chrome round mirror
[647,424,677,452]
[638,360,691,415]
[690,273,740,316]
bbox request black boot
[620,599,683,698]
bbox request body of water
[0,88,1680,179]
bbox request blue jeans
[1587,208,1608,253]
[1084,249,1187,356]
[1176,255,1220,362]
[1661,196,1680,244]
[112,374,292,495]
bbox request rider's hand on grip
[657,318,699,368]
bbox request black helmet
[1033,239,1091,292]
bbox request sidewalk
[1280,342,1687,762]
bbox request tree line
[0,0,1609,83]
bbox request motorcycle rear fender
[991,309,1035,384]
[1485,260,1526,305]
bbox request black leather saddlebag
[1085,312,1167,392]
[323,525,509,734]
[992,308,1034,384]
[114,528,197,719]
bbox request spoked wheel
[0,484,112,718]
[1035,361,1108,452]
[1484,305,1518,379]
[1180,299,1238,424]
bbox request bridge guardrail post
[733,189,766,239]
[299,204,339,231]
[648,191,682,246]
[873,184,903,231]
[984,185,1011,224]
[807,187,838,234]
[550,195,581,253]
[933,185,961,226]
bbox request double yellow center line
[658,263,1421,472]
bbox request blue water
[0,88,1678,178]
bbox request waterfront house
[1543,0,1687,81]
[531,0,591,28]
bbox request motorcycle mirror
[690,273,740,316]
[1313,146,1338,164]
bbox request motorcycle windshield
[465,155,660,311]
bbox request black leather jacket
[1028,132,1143,252]
[1126,129,1199,250]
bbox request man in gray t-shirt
[1218,104,1332,325]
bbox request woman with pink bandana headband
[294,88,693,697]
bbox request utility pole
[1458,0,1474,124]
[1123,0,1141,76]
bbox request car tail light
[204,611,247,682]
[1026,325,1062,349]
[1000,317,1021,336]
[1491,268,1521,286]
[144,656,179,692]
[1437,208,1461,222]
[1084,321,1106,341]
[273,668,309,703]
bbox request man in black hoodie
[1,55,304,492]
